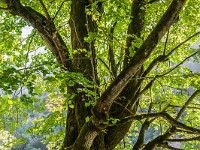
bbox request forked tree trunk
[0,0,188,149]
[62,0,147,149]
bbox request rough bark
[0,0,189,149]
[62,0,100,148]
[108,21,117,78]
[124,0,146,67]
[93,0,187,126]
[103,1,146,148]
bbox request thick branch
[108,21,117,78]
[143,31,200,77]
[103,1,147,148]
[94,0,187,123]
[0,0,73,71]
[164,136,200,142]
[132,120,152,150]
[38,0,51,20]
[176,90,200,120]
[143,90,200,149]
[65,119,100,150]
[116,112,200,134]
[124,0,146,67]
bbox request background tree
[0,0,200,149]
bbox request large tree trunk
[0,0,188,149]
[62,0,101,148]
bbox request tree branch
[123,0,146,67]
[165,104,200,110]
[136,77,157,98]
[123,57,199,114]
[98,57,114,77]
[47,0,56,10]
[175,129,199,134]
[143,55,169,77]
[0,0,73,71]
[175,90,200,120]
[161,50,199,77]
[142,31,200,78]
[157,142,184,150]
[132,104,154,150]
[116,112,200,134]
[122,77,157,111]
[38,0,51,20]
[143,90,200,150]
[0,7,9,11]
[108,21,117,78]
[148,0,160,4]
[25,31,36,69]
[113,101,135,115]
[164,136,200,142]
[163,30,169,55]
[132,120,151,150]
[94,0,187,124]
[53,0,66,20]
[65,119,100,150]
[166,31,200,57]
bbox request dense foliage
[0,0,200,149]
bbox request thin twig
[157,143,184,150]
[137,77,157,98]
[53,0,66,20]
[142,32,200,78]
[99,27,125,48]
[161,50,199,77]
[25,31,36,70]
[98,57,113,77]
[113,101,134,115]
[47,0,56,10]
[167,32,200,57]
[0,7,10,11]
[163,30,169,55]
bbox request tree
[0,0,200,149]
